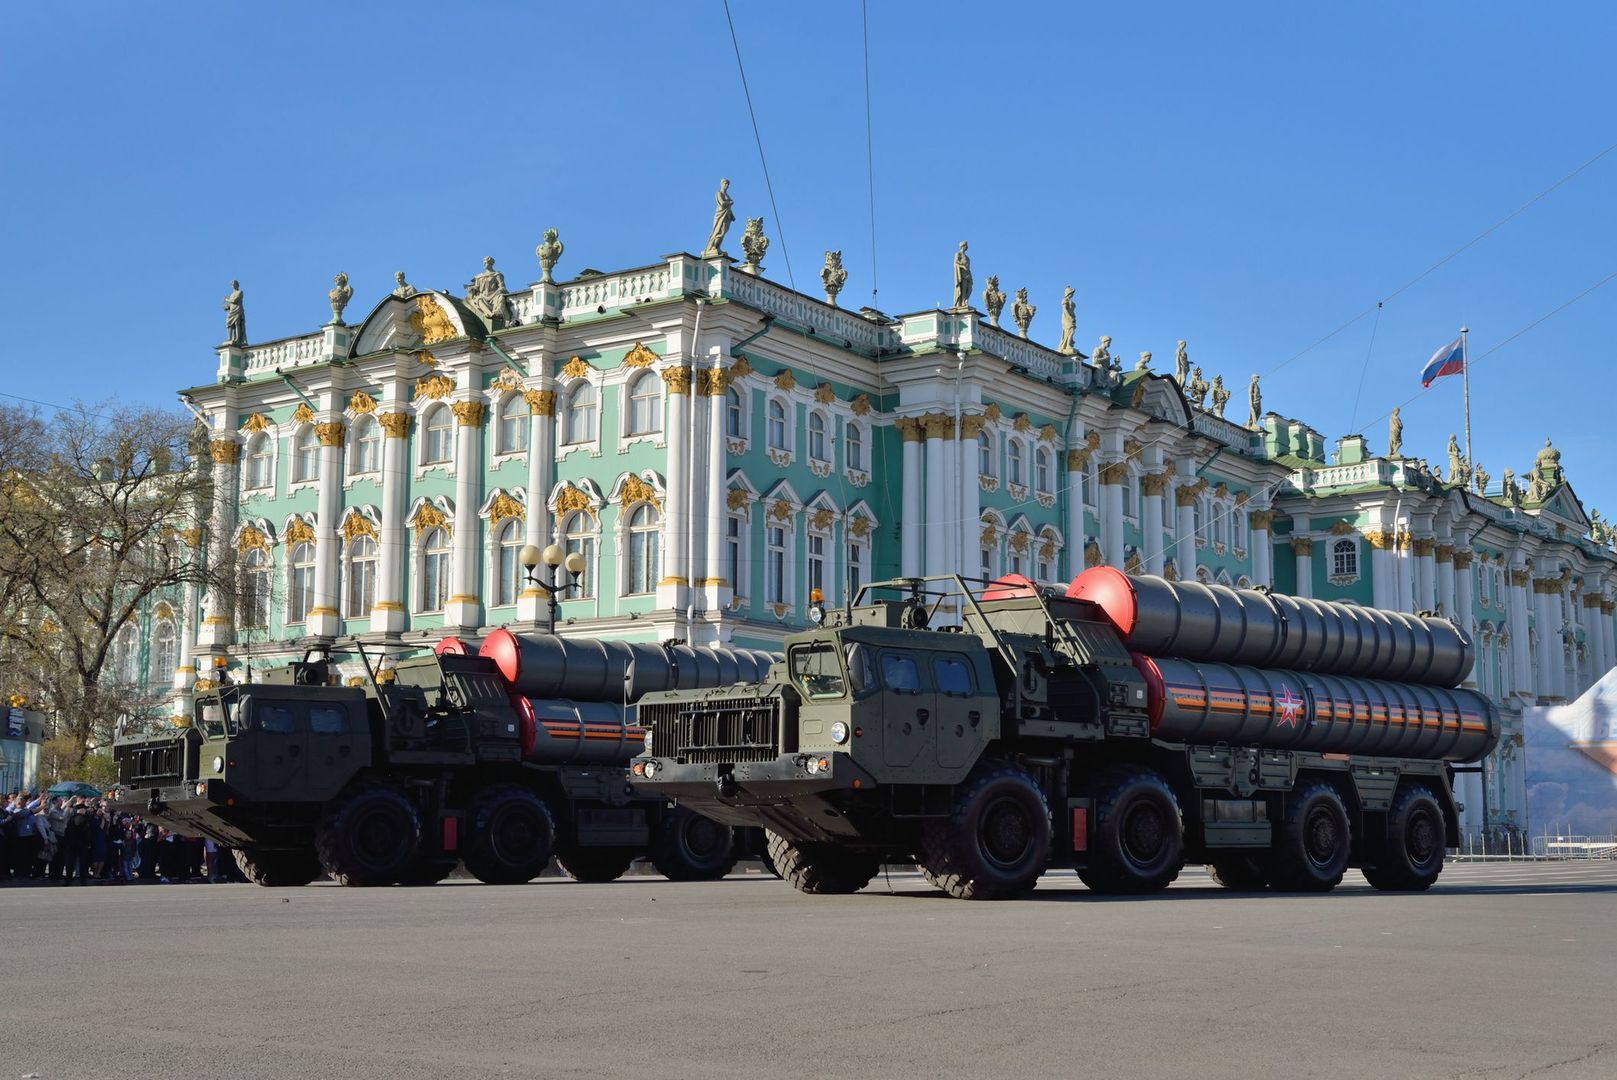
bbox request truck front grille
[120,742,183,786]
[641,695,785,764]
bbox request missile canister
[510,696,649,765]
[1068,566,1473,688]
[479,628,778,704]
[1130,654,1498,762]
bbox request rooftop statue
[1472,462,1490,497]
[703,179,734,257]
[1090,335,1112,373]
[740,217,768,274]
[392,271,417,299]
[464,256,511,326]
[328,272,352,325]
[1011,287,1034,339]
[1447,434,1463,483]
[1387,407,1403,458]
[1187,366,1209,410]
[952,241,972,311]
[536,228,564,284]
[983,275,1006,327]
[1247,374,1262,428]
[1535,438,1564,485]
[1175,340,1189,388]
[1057,287,1077,355]
[222,280,246,347]
[820,250,848,307]
[1136,350,1152,372]
[1210,374,1229,417]
[1501,468,1522,509]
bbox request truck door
[248,699,307,795]
[304,701,362,801]
[932,652,985,770]
[880,651,935,768]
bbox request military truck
[114,634,776,887]
[632,571,1499,900]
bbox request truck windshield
[789,643,847,699]
[198,697,237,738]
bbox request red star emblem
[1275,686,1304,728]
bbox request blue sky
[2,2,1612,513]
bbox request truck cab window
[259,704,296,734]
[934,655,974,696]
[880,654,922,693]
[844,643,875,696]
[790,643,847,699]
[309,706,347,735]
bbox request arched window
[765,524,788,603]
[241,547,270,628]
[1007,440,1024,486]
[767,399,788,451]
[498,394,528,454]
[419,528,450,612]
[1035,447,1052,493]
[494,519,523,606]
[561,511,596,600]
[726,387,745,439]
[808,412,828,463]
[564,383,597,445]
[346,536,377,617]
[117,625,140,684]
[1332,537,1358,578]
[350,417,380,475]
[1009,531,1030,577]
[150,621,176,684]
[292,427,320,484]
[244,434,272,490]
[627,372,662,436]
[846,421,864,471]
[978,432,994,478]
[421,405,452,464]
[625,504,661,595]
[1036,532,1059,582]
[288,542,315,623]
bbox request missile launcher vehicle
[632,570,1499,899]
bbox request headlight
[643,760,659,779]
[830,721,849,744]
[643,729,654,754]
[212,756,225,774]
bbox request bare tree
[0,402,231,761]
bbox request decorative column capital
[1139,471,1171,497]
[524,388,557,416]
[1450,550,1473,569]
[315,421,346,448]
[1291,536,1314,555]
[919,412,955,440]
[698,369,731,396]
[451,401,486,427]
[661,365,694,395]
[1508,567,1530,587]
[1098,461,1129,486]
[208,438,239,465]
[1249,509,1275,530]
[1174,478,1207,506]
[1435,544,1455,564]
[1412,537,1437,557]
[896,417,924,443]
[959,414,988,439]
[378,412,412,438]
[1066,447,1095,471]
[1363,529,1394,550]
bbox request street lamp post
[520,543,586,635]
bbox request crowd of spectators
[1,791,234,885]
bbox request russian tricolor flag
[1421,336,1465,387]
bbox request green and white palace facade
[123,239,1616,841]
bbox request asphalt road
[5,861,1615,1080]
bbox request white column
[445,399,485,629]
[923,413,953,580]
[1395,533,1415,613]
[900,419,922,577]
[1174,473,1199,582]
[1100,460,1125,571]
[1065,441,1088,581]
[1601,597,1616,678]
[372,409,411,634]
[1141,470,1166,576]
[704,369,729,615]
[960,418,981,582]
[174,578,198,696]
[1454,551,1475,687]
[1436,545,1456,618]
[1413,537,1437,613]
[306,415,346,638]
[1369,530,1393,608]
[516,388,555,624]
[1507,567,1532,698]
[1292,537,1314,598]
[658,367,691,613]
[1249,510,1273,588]
[198,431,240,650]
[1533,578,1558,702]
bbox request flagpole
[1460,327,1472,469]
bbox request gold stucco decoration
[237,526,271,555]
[490,369,522,393]
[729,356,754,379]
[959,414,988,439]
[342,514,377,542]
[726,488,752,511]
[153,600,174,621]
[208,439,239,465]
[661,366,693,395]
[291,402,316,425]
[180,527,204,549]
[1249,510,1275,530]
[410,503,451,534]
[414,373,455,401]
[1098,462,1130,485]
[811,507,835,531]
[621,343,658,369]
[284,518,316,547]
[561,356,591,380]
[348,391,377,414]
[697,369,731,397]
[768,498,794,523]
[895,417,924,443]
[851,393,871,416]
[524,389,556,417]
[813,383,835,405]
[849,516,871,539]
[1008,531,1031,555]
[1140,472,1170,496]
[1291,537,1314,555]
[1328,521,1356,536]
[980,522,999,547]
[378,412,412,438]
[1039,424,1059,443]
[554,485,598,520]
[774,369,797,392]
[315,422,346,447]
[982,403,1002,422]
[920,412,956,440]
[1013,414,1032,433]
[410,295,457,345]
[451,401,486,427]
[618,474,661,511]
[240,413,271,434]
[488,493,525,524]
[1084,538,1102,568]
[1039,534,1058,561]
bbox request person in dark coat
[137,825,161,881]
[60,807,95,885]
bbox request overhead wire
[722,0,795,291]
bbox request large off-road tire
[462,785,555,885]
[397,857,458,886]
[315,786,421,887]
[766,831,881,895]
[921,760,1051,900]
[556,847,637,884]
[1362,785,1446,892]
[651,805,738,881]
[1267,781,1351,892]
[233,847,322,888]
[1078,767,1185,895]
[1206,855,1270,891]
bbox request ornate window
[765,524,789,604]
[1007,440,1024,486]
[626,371,662,436]
[845,421,864,471]
[350,416,380,475]
[624,504,661,595]
[244,434,272,490]
[726,514,744,596]
[1034,447,1052,494]
[292,426,319,484]
[497,394,528,455]
[149,621,176,685]
[1332,537,1359,579]
[493,519,523,606]
[563,383,597,445]
[419,528,450,612]
[767,399,788,451]
[241,548,271,629]
[978,431,995,478]
[287,542,315,623]
[116,625,140,684]
[808,412,828,463]
[345,537,377,616]
[726,387,745,439]
[561,511,596,599]
[421,404,452,464]
[807,532,827,600]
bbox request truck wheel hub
[981,798,1032,867]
